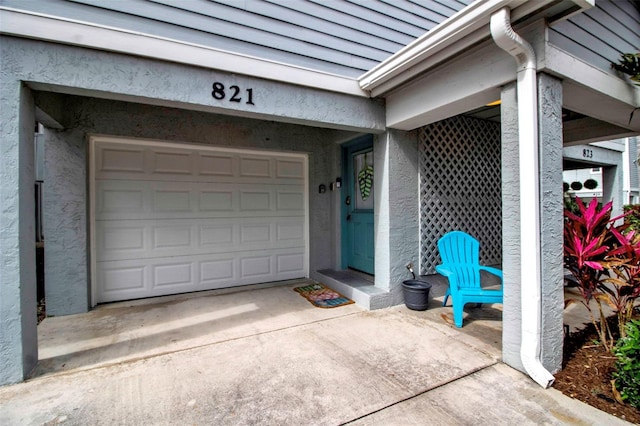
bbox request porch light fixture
[485,100,502,107]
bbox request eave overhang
[0,7,368,98]
[358,0,595,98]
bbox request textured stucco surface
[500,82,523,371]
[374,129,418,303]
[0,36,385,133]
[40,94,351,314]
[501,75,565,374]
[602,163,624,218]
[538,73,564,373]
[0,81,38,385]
[43,127,89,316]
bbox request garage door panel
[199,224,234,246]
[100,265,147,294]
[153,225,192,249]
[277,191,304,210]
[102,226,145,251]
[96,181,304,220]
[96,218,305,261]
[93,139,307,303]
[97,248,306,302]
[153,189,193,212]
[152,262,194,288]
[199,191,234,211]
[239,190,271,211]
[95,142,304,186]
[277,222,304,241]
[199,153,235,176]
[200,258,235,285]
[277,253,305,273]
[99,187,146,215]
[240,224,271,244]
[240,255,272,278]
[239,157,272,178]
[151,150,194,175]
[98,145,146,173]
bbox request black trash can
[402,279,432,311]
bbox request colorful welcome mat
[293,283,354,308]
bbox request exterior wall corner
[0,80,38,385]
[374,129,419,302]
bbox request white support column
[501,74,565,377]
[501,81,524,371]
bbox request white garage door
[91,137,308,303]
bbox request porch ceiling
[464,106,636,146]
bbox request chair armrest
[435,265,454,277]
[479,266,503,279]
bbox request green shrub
[624,205,640,233]
[583,178,598,190]
[564,197,578,214]
[613,319,640,409]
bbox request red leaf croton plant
[564,197,640,351]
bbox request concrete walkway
[0,280,630,425]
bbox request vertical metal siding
[630,137,639,190]
[549,0,640,76]
[0,0,469,76]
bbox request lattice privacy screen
[419,116,502,274]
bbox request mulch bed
[37,298,46,324]
[553,315,640,424]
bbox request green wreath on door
[357,161,374,201]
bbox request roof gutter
[358,0,594,97]
[490,7,555,389]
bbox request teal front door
[343,138,374,275]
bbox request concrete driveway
[0,279,629,425]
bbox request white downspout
[490,7,555,388]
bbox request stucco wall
[0,81,38,384]
[40,93,352,314]
[500,82,522,371]
[538,73,565,373]
[43,126,89,315]
[374,129,419,303]
[0,36,384,133]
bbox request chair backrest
[437,231,481,288]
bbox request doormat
[293,283,354,308]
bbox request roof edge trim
[0,7,367,97]
[358,0,594,96]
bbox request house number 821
[211,82,255,105]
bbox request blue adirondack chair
[435,231,503,328]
